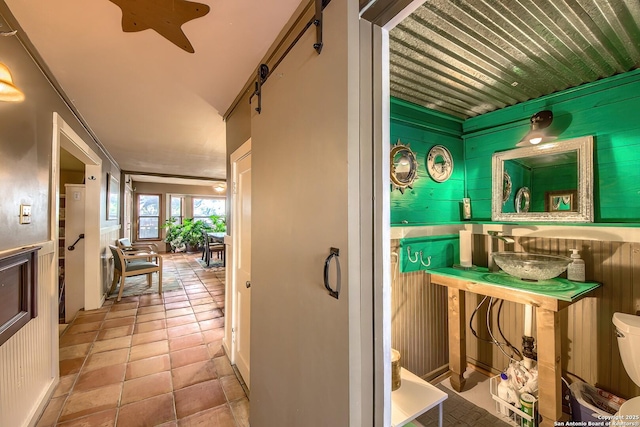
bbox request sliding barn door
[249,0,364,425]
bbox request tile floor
[36,252,249,427]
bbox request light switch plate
[20,204,32,224]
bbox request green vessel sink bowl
[492,252,572,281]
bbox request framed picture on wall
[107,173,119,220]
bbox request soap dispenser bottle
[567,249,585,282]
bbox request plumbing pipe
[524,304,533,336]
[523,304,536,368]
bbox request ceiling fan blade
[108,0,210,53]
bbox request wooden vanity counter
[428,267,600,427]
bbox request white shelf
[391,368,448,427]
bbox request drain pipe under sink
[522,304,537,368]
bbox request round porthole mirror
[390,140,418,193]
[515,187,531,213]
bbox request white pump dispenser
[567,249,585,282]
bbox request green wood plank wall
[390,98,465,225]
[464,69,640,222]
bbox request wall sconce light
[0,62,25,102]
[517,110,554,147]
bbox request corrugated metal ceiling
[389,0,640,119]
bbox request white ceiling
[5,0,304,180]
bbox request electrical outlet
[20,204,32,224]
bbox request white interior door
[233,148,252,389]
[249,0,363,425]
[64,184,85,323]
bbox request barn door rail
[249,0,330,114]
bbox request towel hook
[407,246,418,263]
[419,251,432,267]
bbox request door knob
[246,281,251,288]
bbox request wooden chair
[109,245,163,302]
[202,230,225,266]
[117,238,159,263]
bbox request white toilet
[613,312,640,416]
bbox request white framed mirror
[491,135,594,222]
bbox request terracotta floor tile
[58,383,121,422]
[169,333,204,352]
[177,404,236,427]
[170,345,209,369]
[102,317,136,329]
[194,309,223,322]
[56,409,116,427]
[73,313,107,324]
[202,328,224,343]
[229,398,250,427]
[90,336,132,354]
[220,375,246,402]
[166,314,197,328]
[174,379,226,419]
[171,359,217,390]
[199,318,224,330]
[134,319,166,334]
[206,340,225,358]
[60,331,98,347]
[66,322,102,335]
[131,329,168,346]
[105,309,137,319]
[166,307,194,319]
[136,311,166,323]
[163,295,189,303]
[126,354,171,380]
[192,303,217,313]
[53,374,77,398]
[97,325,134,340]
[77,306,110,315]
[35,395,66,427]
[137,305,165,315]
[83,348,129,372]
[213,355,235,378]
[189,297,215,306]
[60,357,85,376]
[110,302,138,311]
[74,364,126,392]
[116,393,176,427]
[167,323,200,339]
[138,296,165,307]
[121,371,173,405]
[129,340,169,361]
[60,343,92,361]
[164,301,191,310]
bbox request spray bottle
[567,249,585,282]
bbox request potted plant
[162,218,185,252]
[208,214,226,233]
[179,218,211,253]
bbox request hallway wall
[0,6,122,426]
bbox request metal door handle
[323,247,341,299]
[246,281,251,288]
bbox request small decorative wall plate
[426,145,454,182]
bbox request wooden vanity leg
[447,287,466,392]
[536,308,561,427]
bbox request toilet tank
[613,312,640,387]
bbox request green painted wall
[390,98,465,225]
[390,69,640,224]
[465,69,640,222]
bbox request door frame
[224,138,252,365]
[51,112,103,312]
